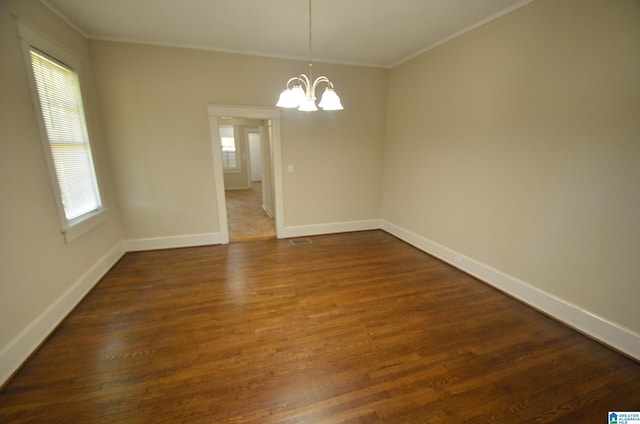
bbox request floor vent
[289,238,312,246]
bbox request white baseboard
[280,219,381,239]
[0,241,126,386]
[125,232,224,251]
[262,204,274,219]
[380,220,640,361]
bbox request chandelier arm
[285,76,300,89]
[298,73,311,88]
[297,74,311,99]
[311,76,332,98]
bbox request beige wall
[89,41,387,238]
[382,0,640,332]
[0,0,123,366]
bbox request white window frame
[17,20,108,243]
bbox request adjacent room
[1,0,639,422]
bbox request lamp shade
[290,85,306,107]
[276,89,297,108]
[298,98,318,112]
[318,87,344,110]
[276,84,308,108]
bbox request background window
[219,125,239,170]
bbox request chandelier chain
[308,0,313,78]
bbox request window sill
[62,208,109,244]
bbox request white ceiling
[44,0,533,68]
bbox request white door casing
[207,105,283,243]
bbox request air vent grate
[289,238,312,246]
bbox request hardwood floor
[1,231,638,423]
[226,182,276,242]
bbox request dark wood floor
[1,231,638,423]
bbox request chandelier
[276,0,343,111]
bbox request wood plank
[1,230,638,423]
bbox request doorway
[219,120,275,241]
[207,105,283,244]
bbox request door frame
[207,105,283,243]
[246,128,261,186]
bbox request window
[30,50,102,221]
[19,21,106,243]
[221,136,237,168]
[219,125,240,170]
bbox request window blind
[220,136,238,168]
[30,49,101,222]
